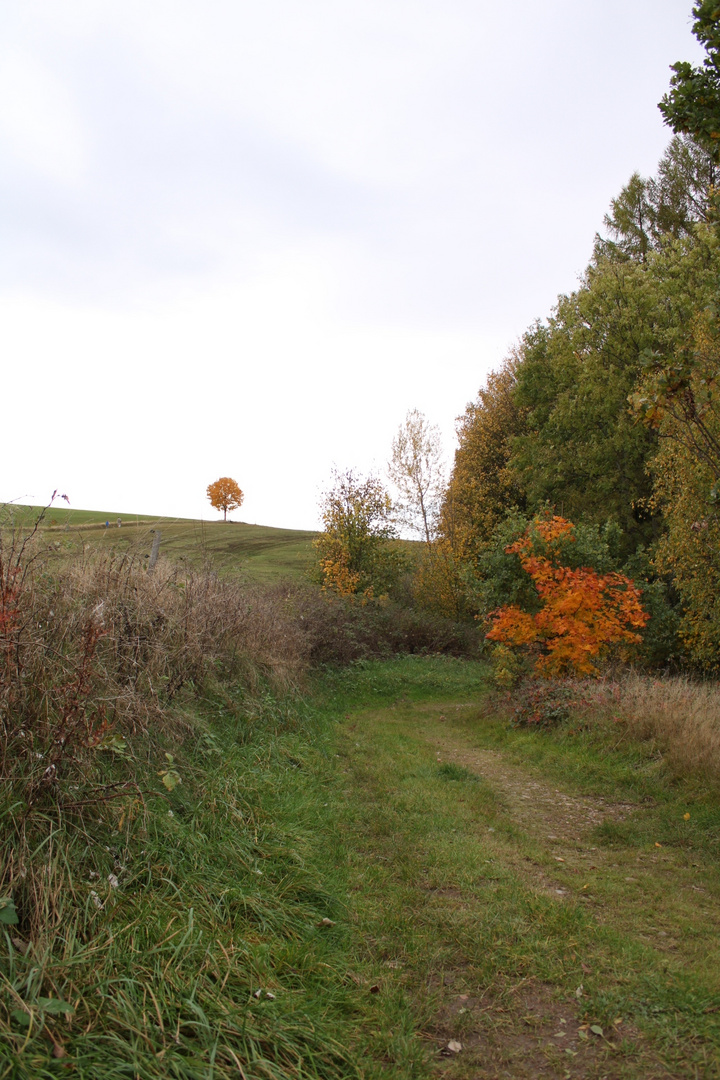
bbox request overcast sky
[0,1,702,528]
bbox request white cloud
[0,51,88,184]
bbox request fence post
[148,530,161,574]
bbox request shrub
[510,679,582,728]
[486,515,649,677]
[280,584,481,666]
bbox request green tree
[313,470,405,600]
[659,2,720,158]
[439,354,527,566]
[629,239,720,667]
[509,259,661,554]
[596,137,719,264]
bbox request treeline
[315,5,720,674]
[315,134,720,673]
[432,133,720,671]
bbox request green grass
[3,655,720,1077]
[310,658,720,1077]
[1,504,319,582]
[1,685,360,1078]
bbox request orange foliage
[486,516,649,677]
[317,537,365,600]
[206,477,244,521]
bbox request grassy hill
[2,504,319,582]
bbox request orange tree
[486,516,649,677]
[206,477,244,521]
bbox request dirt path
[340,700,720,1080]
[429,730,636,843]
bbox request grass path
[3,657,719,1078]
[328,676,720,1079]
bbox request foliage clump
[207,476,244,520]
[486,516,649,679]
[313,469,406,601]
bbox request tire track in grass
[338,699,720,1079]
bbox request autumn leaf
[487,516,649,678]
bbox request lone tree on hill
[207,477,244,521]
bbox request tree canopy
[388,409,444,545]
[431,124,720,669]
[659,2,720,157]
[206,477,244,521]
[314,470,404,601]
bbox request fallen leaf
[683,812,691,821]
[0,898,19,926]
[581,963,592,974]
[575,985,583,999]
[655,842,662,848]
[446,1040,462,1054]
[590,1024,604,1037]
[38,998,74,1016]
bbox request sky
[0,0,703,529]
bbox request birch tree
[388,410,444,545]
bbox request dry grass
[0,530,311,938]
[1,544,309,768]
[578,671,720,783]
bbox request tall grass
[566,672,720,783]
[0,522,371,1076]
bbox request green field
[1,504,319,582]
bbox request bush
[510,679,582,728]
[280,584,481,665]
